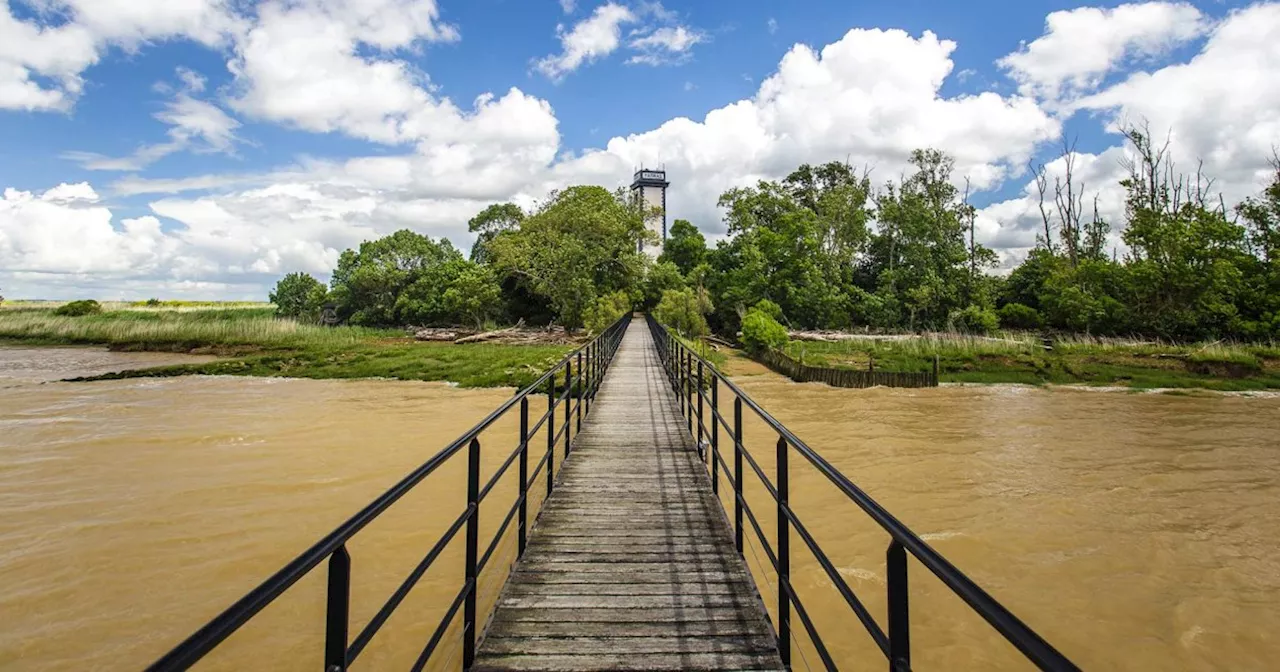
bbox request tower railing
[646,313,1079,672]
[145,315,631,672]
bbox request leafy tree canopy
[489,186,649,328]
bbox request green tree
[583,291,632,334]
[654,287,711,338]
[783,161,874,276]
[442,263,504,329]
[658,219,707,275]
[394,258,470,325]
[329,229,465,326]
[468,203,524,264]
[1236,156,1280,337]
[269,272,328,321]
[642,260,686,309]
[489,186,649,328]
[714,181,844,330]
[866,149,981,329]
[1119,128,1249,339]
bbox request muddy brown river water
[1,346,1278,670]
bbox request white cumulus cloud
[999,1,1210,104]
[0,0,240,111]
[535,3,637,80]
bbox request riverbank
[0,304,573,388]
[777,333,1280,391]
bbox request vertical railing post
[710,376,719,495]
[696,360,705,456]
[733,397,744,555]
[887,540,911,672]
[678,343,686,416]
[564,358,573,456]
[324,546,351,672]
[777,436,791,669]
[518,398,529,557]
[576,351,583,432]
[462,438,480,670]
[686,351,694,433]
[547,368,556,497]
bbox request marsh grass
[780,330,1280,390]
[0,305,573,387]
[0,307,390,350]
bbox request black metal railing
[147,315,631,672]
[646,314,1078,672]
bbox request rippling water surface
[2,346,1279,670]
[719,358,1280,671]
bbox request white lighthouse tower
[631,168,669,258]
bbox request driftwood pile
[412,320,585,345]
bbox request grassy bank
[781,333,1280,391]
[0,305,574,388]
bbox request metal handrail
[146,314,631,672]
[646,314,1079,672]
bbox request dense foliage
[54,299,102,316]
[267,130,1280,344]
[654,287,711,338]
[269,272,328,321]
[740,302,788,353]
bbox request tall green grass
[0,307,394,350]
[777,330,1280,389]
[0,305,576,387]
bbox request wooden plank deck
[473,317,783,672]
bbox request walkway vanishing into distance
[473,318,783,671]
[147,314,1077,672]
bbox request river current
[2,346,1278,670]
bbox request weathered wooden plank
[480,635,778,655]
[508,571,751,585]
[497,594,763,610]
[489,606,769,623]
[484,621,773,639]
[471,651,782,672]
[504,583,748,597]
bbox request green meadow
[779,333,1280,391]
[0,302,572,388]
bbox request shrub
[655,288,709,338]
[740,308,787,353]
[948,305,999,335]
[145,298,162,307]
[54,300,102,317]
[751,299,784,322]
[998,302,1044,330]
[584,291,632,334]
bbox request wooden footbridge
[148,315,1078,672]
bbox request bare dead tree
[1032,160,1055,253]
[1032,137,1088,265]
[963,177,976,304]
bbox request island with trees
[3,130,1278,390]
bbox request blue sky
[1,0,1277,299]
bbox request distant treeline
[272,126,1280,343]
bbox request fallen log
[454,321,523,344]
[414,328,473,342]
